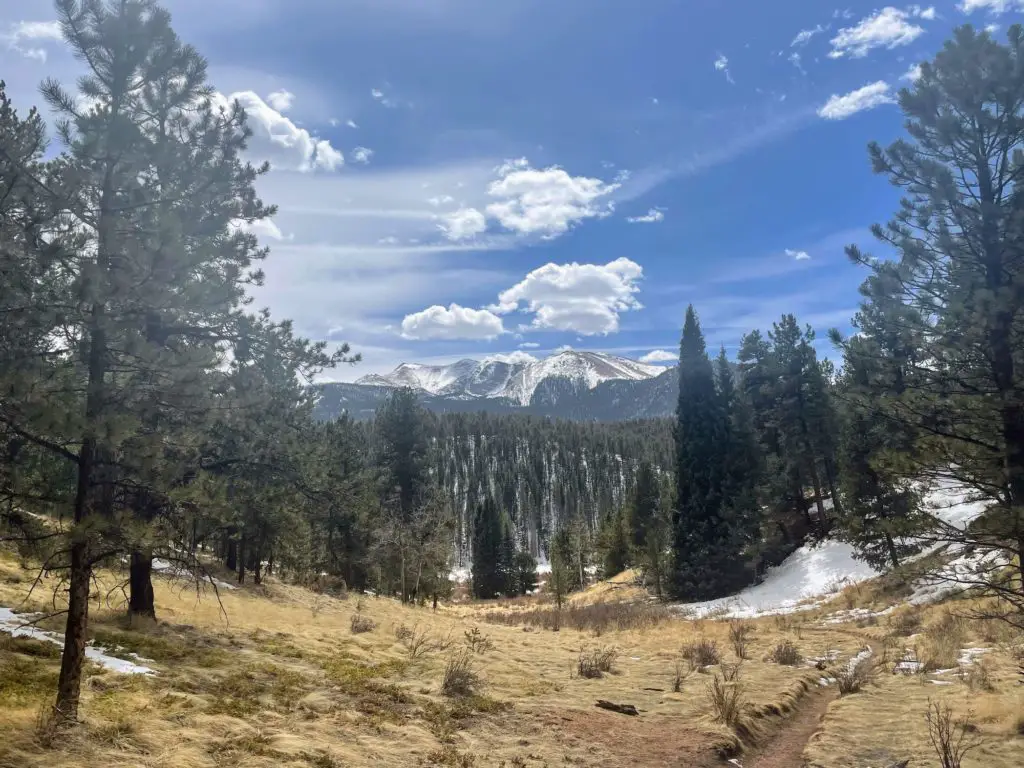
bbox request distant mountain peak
[355,350,665,405]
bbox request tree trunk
[225,538,237,572]
[253,546,263,585]
[128,550,156,623]
[54,541,91,723]
[237,536,246,585]
[884,532,901,571]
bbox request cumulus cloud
[212,91,344,171]
[485,351,538,365]
[493,258,643,335]
[818,81,895,120]
[266,89,294,112]
[902,62,923,81]
[639,349,677,364]
[829,7,927,59]
[351,146,374,164]
[438,207,488,241]
[714,54,735,84]
[400,303,505,340]
[785,249,812,261]
[484,158,620,238]
[959,0,1023,12]
[792,24,827,46]
[626,208,665,224]
[346,119,358,128]
[3,20,63,61]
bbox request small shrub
[423,745,477,767]
[482,601,670,633]
[720,662,742,682]
[768,640,802,666]
[889,607,922,637]
[350,613,376,634]
[728,621,753,660]
[682,638,721,670]
[395,623,414,642]
[961,659,995,693]
[925,698,982,768]
[576,645,618,679]
[463,627,493,654]
[672,659,689,693]
[834,653,875,696]
[442,648,482,697]
[705,673,745,731]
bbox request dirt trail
[741,687,837,768]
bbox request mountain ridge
[355,350,665,406]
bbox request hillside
[2,539,1021,768]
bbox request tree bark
[225,538,237,572]
[128,550,156,623]
[884,532,901,572]
[54,541,91,723]
[237,536,246,585]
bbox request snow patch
[0,607,155,675]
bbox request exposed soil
[526,708,723,767]
[742,687,837,768]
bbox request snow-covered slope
[357,350,664,405]
[673,483,988,619]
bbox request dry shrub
[919,614,965,671]
[672,659,690,692]
[424,745,477,767]
[682,638,721,670]
[834,653,875,696]
[728,621,753,660]
[483,600,670,634]
[705,673,746,731]
[441,648,482,697]
[576,645,618,679]
[961,658,995,692]
[350,613,376,634]
[394,623,414,642]
[888,607,922,637]
[720,662,742,682]
[767,640,802,666]
[924,698,982,768]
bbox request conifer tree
[670,306,735,599]
[629,461,668,595]
[838,24,1024,615]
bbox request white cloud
[829,7,926,59]
[428,195,455,207]
[400,303,505,340]
[986,23,1002,33]
[3,20,63,61]
[346,119,358,128]
[351,146,374,164]
[792,24,827,46]
[484,158,620,238]
[371,87,398,108]
[915,5,937,19]
[438,207,488,241]
[901,62,923,81]
[639,349,677,364]
[518,342,540,349]
[789,51,805,72]
[266,89,294,112]
[785,249,812,261]
[714,54,735,84]
[818,81,895,120]
[494,258,643,335]
[959,0,1024,12]
[485,351,537,365]
[212,91,344,171]
[626,207,665,224]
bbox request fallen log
[595,700,639,716]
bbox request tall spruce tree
[670,306,736,599]
[837,24,1024,616]
[629,461,669,596]
[471,497,512,599]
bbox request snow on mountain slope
[357,350,664,404]
[673,483,988,619]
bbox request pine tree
[629,461,668,595]
[471,497,508,599]
[670,306,737,600]
[837,24,1024,615]
[596,507,630,579]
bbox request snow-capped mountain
[356,350,664,406]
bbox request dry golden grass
[1,549,1022,768]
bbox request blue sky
[3,1,1020,380]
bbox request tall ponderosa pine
[838,24,1024,617]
